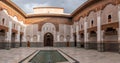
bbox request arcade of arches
[1,0,120,62]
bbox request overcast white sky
[12,0,87,14]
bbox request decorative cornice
[33,7,64,9]
[71,0,97,17]
[26,13,71,18]
[1,0,116,20]
[1,0,26,17]
[2,0,96,19]
[1,0,71,18]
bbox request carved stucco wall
[41,23,56,42]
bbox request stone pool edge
[19,49,79,63]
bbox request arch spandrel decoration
[101,4,118,26]
[87,11,97,28]
[42,23,56,32]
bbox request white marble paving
[0,47,120,63]
[60,47,120,63]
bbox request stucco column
[64,25,67,42]
[57,32,60,42]
[22,26,27,47]
[76,22,80,47]
[84,19,89,49]
[118,5,120,53]
[37,35,40,42]
[70,26,74,42]
[23,26,26,42]
[54,31,57,42]
[31,37,33,42]
[5,32,9,49]
[38,32,42,47]
[6,21,12,49]
[15,25,20,47]
[97,10,104,52]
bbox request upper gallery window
[81,24,83,29]
[91,20,94,27]
[14,24,15,29]
[108,15,111,22]
[2,18,5,25]
[81,33,84,38]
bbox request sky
[12,0,87,14]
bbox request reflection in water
[29,50,68,63]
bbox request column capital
[83,17,87,22]
[84,20,88,43]
[97,10,102,16]
[118,4,120,10]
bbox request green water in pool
[29,50,68,63]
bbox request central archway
[44,32,53,46]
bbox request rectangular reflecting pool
[29,50,68,63]
[20,49,78,63]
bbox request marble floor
[0,47,120,63]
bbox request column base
[5,42,11,50]
[85,43,89,49]
[87,42,97,50]
[22,42,27,47]
[76,42,80,48]
[97,43,104,52]
[119,43,120,53]
[15,43,20,48]
[54,42,74,47]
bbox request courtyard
[0,0,120,63]
[0,47,120,63]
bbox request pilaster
[6,21,12,50]
[22,26,26,42]
[76,22,80,47]
[118,5,120,53]
[70,26,74,42]
[15,25,20,48]
[97,10,104,52]
[84,17,89,49]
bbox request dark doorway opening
[104,27,118,52]
[80,33,84,48]
[11,33,16,48]
[44,32,53,46]
[0,29,5,49]
[20,34,22,47]
[73,33,77,47]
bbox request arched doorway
[44,32,53,46]
[80,33,84,48]
[104,27,118,52]
[11,33,16,48]
[73,33,77,47]
[0,29,5,49]
[20,34,23,47]
[89,31,97,50]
